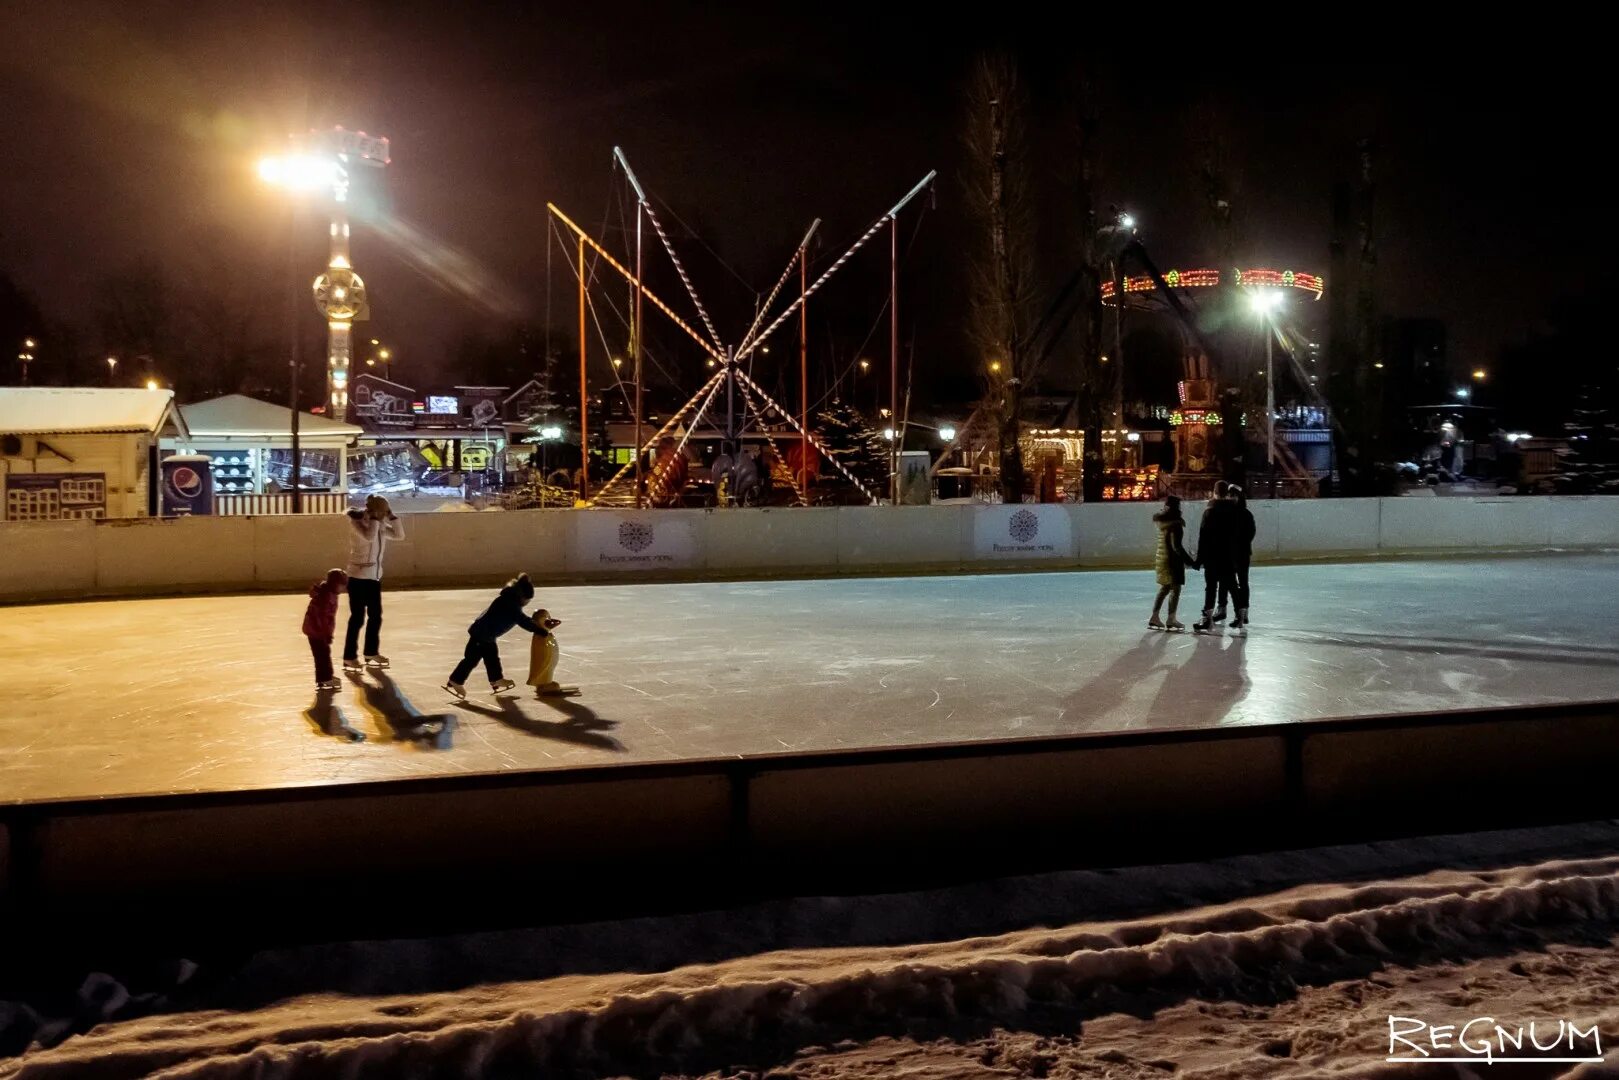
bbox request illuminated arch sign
[1101,267,1324,301]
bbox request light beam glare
[366,214,526,319]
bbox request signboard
[570,513,700,571]
[161,455,215,516]
[316,126,391,166]
[351,377,414,426]
[898,450,931,505]
[970,504,1074,561]
[5,472,107,522]
[427,396,459,415]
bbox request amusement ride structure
[547,148,935,508]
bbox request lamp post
[1248,289,1284,474]
[259,129,389,418]
[17,338,37,384]
[106,355,118,384]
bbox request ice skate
[490,678,517,694]
[316,678,341,692]
[364,654,390,669]
[1166,618,1186,632]
[1232,608,1249,631]
[442,681,467,700]
[1212,606,1228,623]
[342,658,364,673]
[1147,615,1165,630]
[1192,611,1215,634]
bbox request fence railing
[214,492,350,516]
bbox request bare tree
[1065,75,1109,501]
[963,53,1042,504]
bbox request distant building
[0,387,188,520]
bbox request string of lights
[589,369,727,504]
[735,367,876,501]
[639,198,726,354]
[547,203,725,363]
[736,380,808,506]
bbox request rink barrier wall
[3,698,1616,946]
[0,495,1616,603]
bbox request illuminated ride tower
[262,126,391,416]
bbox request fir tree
[1556,383,1619,494]
[814,399,887,499]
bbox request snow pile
[10,856,1619,1078]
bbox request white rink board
[569,511,702,573]
[1,496,1617,602]
[969,505,1076,561]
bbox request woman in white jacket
[343,495,405,670]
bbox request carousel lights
[1101,267,1323,301]
[1169,409,1223,427]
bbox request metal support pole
[1265,317,1276,494]
[578,235,589,502]
[1112,260,1125,436]
[634,203,644,508]
[800,249,809,498]
[725,346,736,451]
[287,203,303,514]
[890,216,900,505]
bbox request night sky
[0,3,1604,399]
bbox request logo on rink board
[618,520,654,553]
[571,515,699,570]
[972,505,1072,559]
[1008,509,1039,543]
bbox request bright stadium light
[938,425,957,441]
[257,154,343,191]
[1248,289,1283,314]
[539,425,563,441]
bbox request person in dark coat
[1228,484,1256,629]
[1193,481,1240,634]
[1148,495,1194,631]
[443,573,550,698]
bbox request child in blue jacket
[443,573,550,698]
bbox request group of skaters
[1149,480,1256,633]
[300,495,570,701]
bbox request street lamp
[1455,387,1471,400]
[1248,288,1284,470]
[1472,368,1487,381]
[938,425,957,442]
[106,356,118,383]
[17,339,37,385]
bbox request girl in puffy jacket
[303,569,349,690]
[1148,496,1194,631]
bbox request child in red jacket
[303,569,349,690]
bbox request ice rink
[2,553,1616,805]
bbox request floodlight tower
[260,125,391,415]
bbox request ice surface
[2,554,1617,805]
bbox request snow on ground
[9,823,1619,1078]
